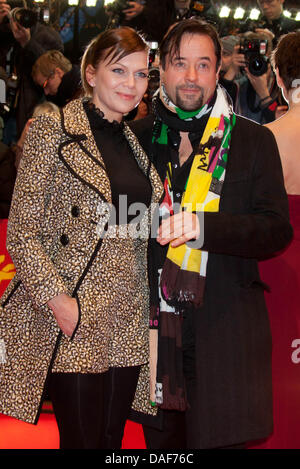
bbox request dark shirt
[166,116,210,206]
[152,98,213,201]
[84,101,152,225]
[260,14,298,43]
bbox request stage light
[234,7,245,20]
[219,6,231,18]
[86,0,97,5]
[249,8,260,20]
[283,10,292,18]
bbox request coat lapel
[59,99,112,203]
[59,98,164,206]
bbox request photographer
[219,35,240,110]
[222,30,282,124]
[0,0,63,143]
[108,1,219,43]
[105,0,147,30]
[32,50,82,108]
[0,1,14,70]
[257,0,298,42]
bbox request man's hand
[244,65,271,101]
[223,45,246,81]
[255,28,275,46]
[157,212,200,248]
[48,293,79,337]
[0,1,10,25]
[10,17,30,47]
[123,1,144,20]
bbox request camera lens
[249,55,268,77]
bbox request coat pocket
[239,278,270,292]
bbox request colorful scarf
[150,85,236,411]
[159,84,236,312]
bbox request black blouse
[84,100,152,225]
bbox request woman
[259,32,300,448]
[265,32,300,194]
[0,27,163,449]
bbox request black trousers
[142,411,246,450]
[48,366,140,449]
[143,311,246,450]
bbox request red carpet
[0,404,146,449]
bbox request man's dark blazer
[130,113,293,449]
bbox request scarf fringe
[160,257,206,310]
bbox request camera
[2,1,38,28]
[148,41,158,67]
[9,7,38,28]
[105,0,130,27]
[240,39,269,77]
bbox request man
[218,35,240,109]
[257,0,298,40]
[0,0,63,141]
[130,18,293,449]
[32,50,82,108]
[122,1,219,43]
[221,29,281,125]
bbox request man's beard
[175,84,205,111]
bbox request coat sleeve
[201,123,293,260]
[6,115,68,307]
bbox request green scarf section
[153,105,207,145]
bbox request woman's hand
[48,293,79,337]
[157,212,200,248]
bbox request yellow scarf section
[165,115,221,274]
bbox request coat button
[71,205,80,217]
[60,234,69,246]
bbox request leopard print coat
[0,99,163,424]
